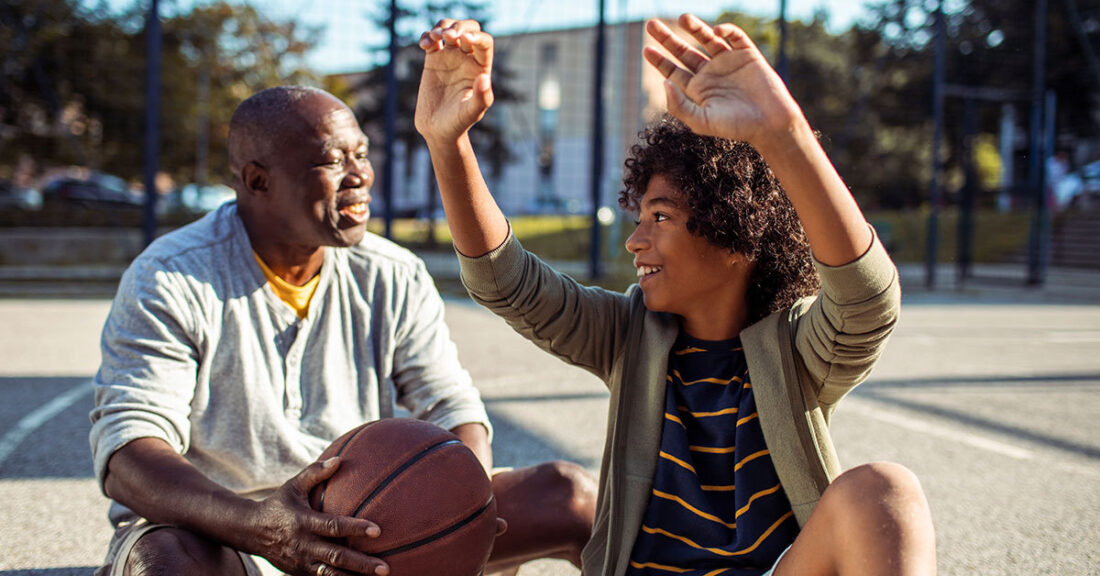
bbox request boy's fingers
[646,18,709,72]
[713,22,754,51]
[463,31,494,68]
[679,13,732,56]
[643,46,693,92]
[418,31,443,52]
[663,80,705,133]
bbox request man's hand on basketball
[644,14,804,146]
[415,19,494,146]
[249,457,389,576]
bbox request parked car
[0,180,43,210]
[179,183,235,213]
[42,172,143,208]
[1070,159,1100,209]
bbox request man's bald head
[227,86,349,185]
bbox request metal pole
[383,0,398,239]
[957,97,977,285]
[142,0,161,247]
[195,61,210,186]
[926,0,945,289]
[1026,0,1048,285]
[589,0,607,279]
[777,0,789,81]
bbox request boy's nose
[625,226,646,254]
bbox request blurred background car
[0,180,44,211]
[42,172,143,208]
[178,183,235,213]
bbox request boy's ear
[240,161,269,197]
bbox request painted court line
[845,397,1034,461]
[0,380,92,468]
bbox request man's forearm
[104,437,258,552]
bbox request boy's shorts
[760,544,792,576]
[96,520,283,576]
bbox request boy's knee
[835,461,925,502]
[824,462,932,530]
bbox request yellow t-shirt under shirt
[253,252,320,319]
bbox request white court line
[845,397,1034,461]
[0,380,92,467]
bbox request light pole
[143,0,162,246]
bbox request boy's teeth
[636,266,662,277]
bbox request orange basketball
[309,418,498,575]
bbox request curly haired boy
[415,13,936,576]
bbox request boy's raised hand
[645,14,803,146]
[415,19,495,146]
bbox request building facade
[337,19,675,218]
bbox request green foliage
[0,0,320,186]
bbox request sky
[104,0,872,74]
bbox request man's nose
[347,159,374,187]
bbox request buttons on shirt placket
[284,317,311,419]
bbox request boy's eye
[654,212,669,222]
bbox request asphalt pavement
[0,269,1098,575]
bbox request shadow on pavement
[0,377,95,480]
[857,373,1100,460]
[486,406,601,471]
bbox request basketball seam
[374,495,496,558]
[350,439,464,518]
[316,424,372,513]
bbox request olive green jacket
[457,229,900,576]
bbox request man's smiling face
[264,93,374,250]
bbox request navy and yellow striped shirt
[625,334,799,575]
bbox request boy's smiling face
[625,174,751,336]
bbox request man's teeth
[342,203,368,215]
[636,266,662,277]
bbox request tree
[348,0,522,238]
[0,0,321,189]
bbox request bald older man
[89,86,595,576]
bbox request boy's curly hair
[618,115,820,323]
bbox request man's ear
[240,161,269,197]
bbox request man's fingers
[645,18,710,73]
[307,510,381,539]
[290,457,342,494]
[643,46,694,93]
[305,541,390,576]
[679,13,733,56]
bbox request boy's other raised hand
[644,14,803,146]
[415,19,494,146]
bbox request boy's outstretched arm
[645,14,873,267]
[415,19,509,258]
